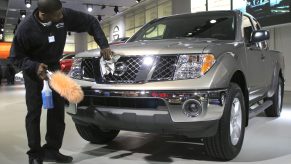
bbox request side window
[242,15,255,46]
[252,18,260,30]
[142,24,166,40]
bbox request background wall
[267,24,291,91]
[64,33,75,53]
[75,33,87,53]
[172,0,191,15]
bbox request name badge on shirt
[48,36,55,43]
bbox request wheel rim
[278,83,282,113]
[230,98,242,146]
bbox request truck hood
[77,39,233,58]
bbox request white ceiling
[3,0,139,34]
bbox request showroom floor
[0,84,291,164]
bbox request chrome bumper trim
[66,89,227,123]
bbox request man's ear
[39,12,46,17]
[38,11,49,22]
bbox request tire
[75,123,119,144]
[204,83,246,161]
[265,77,284,117]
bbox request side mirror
[251,30,270,43]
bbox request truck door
[252,18,273,89]
[242,15,267,101]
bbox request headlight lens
[173,54,215,80]
[69,58,82,79]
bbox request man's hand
[100,48,114,61]
[37,63,48,80]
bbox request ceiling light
[114,6,119,14]
[98,15,102,22]
[20,10,26,18]
[1,28,4,32]
[136,0,141,3]
[87,4,93,12]
[25,0,31,8]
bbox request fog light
[182,99,202,117]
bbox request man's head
[37,0,63,23]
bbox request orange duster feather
[48,71,84,104]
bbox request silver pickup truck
[67,10,285,160]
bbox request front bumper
[67,88,227,137]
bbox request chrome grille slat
[82,58,95,79]
[151,56,178,81]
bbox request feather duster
[48,71,84,104]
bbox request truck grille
[81,55,178,83]
[151,56,178,81]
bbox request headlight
[173,54,215,80]
[69,58,82,79]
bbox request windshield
[129,14,236,41]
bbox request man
[9,0,113,163]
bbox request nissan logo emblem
[114,62,127,76]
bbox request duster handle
[46,70,53,80]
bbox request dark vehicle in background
[246,0,271,17]
[109,37,129,45]
[60,53,75,74]
[246,0,290,18]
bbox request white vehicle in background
[15,71,24,82]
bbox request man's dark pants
[23,70,65,159]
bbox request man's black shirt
[10,8,109,74]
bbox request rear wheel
[265,77,284,117]
[204,83,246,161]
[75,123,119,144]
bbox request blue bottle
[42,80,54,109]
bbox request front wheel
[75,123,119,144]
[204,83,246,161]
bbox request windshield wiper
[173,37,219,41]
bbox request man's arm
[63,8,109,49]
[9,32,40,75]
